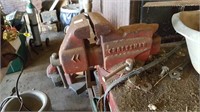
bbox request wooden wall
[92,0,140,28]
[102,0,130,28]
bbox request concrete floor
[0,32,91,111]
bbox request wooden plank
[92,85,100,97]
[129,1,140,24]
[40,10,58,23]
[102,0,130,28]
[92,0,101,13]
[144,0,200,7]
[49,0,59,11]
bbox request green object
[6,34,28,74]
[27,3,34,9]
[26,0,35,14]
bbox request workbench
[95,45,199,111]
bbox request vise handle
[103,59,134,81]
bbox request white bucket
[172,10,200,74]
[60,4,80,13]
[1,90,51,111]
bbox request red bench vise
[57,12,160,93]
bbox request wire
[0,87,16,110]
[2,53,30,111]
[0,96,18,109]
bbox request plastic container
[1,90,51,111]
[60,4,80,28]
[172,10,200,74]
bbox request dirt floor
[111,45,200,111]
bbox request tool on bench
[53,12,161,95]
[47,12,162,111]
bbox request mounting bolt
[125,59,134,71]
[159,66,169,77]
[51,53,58,59]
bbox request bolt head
[126,58,134,71]
[162,66,169,71]
[52,53,58,59]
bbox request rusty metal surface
[86,45,103,67]
[56,12,185,112]
[59,12,160,89]
[88,12,115,37]
[96,66,120,112]
[101,24,159,70]
[59,14,89,74]
[150,34,161,55]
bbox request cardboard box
[40,10,58,23]
[40,23,58,32]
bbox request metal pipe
[57,66,68,88]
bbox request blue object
[60,4,80,28]
[60,12,78,27]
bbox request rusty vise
[58,12,160,92]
